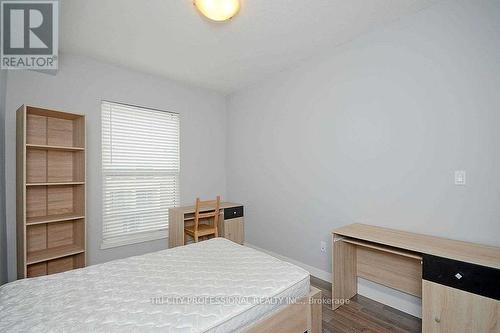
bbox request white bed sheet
[0,238,310,332]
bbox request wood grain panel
[224,217,244,244]
[47,151,73,182]
[246,298,308,333]
[47,186,73,215]
[26,187,47,217]
[16,106,27,279]
[72,185,85,216]
[27,106,83,120]
[27,262,47,278]
[26,114,46,145]
[342,237,422,260]
[72,219,85,248]
[47,221,74,248]
[26,149,47,183]
[357,246,422,297]
[47,117,73,147]
[332,235,357,310]
[72,151,85,182]
[47,257,74,274]
[27,224,47,252]
[244,287,322,333]
[309,287,323,333]
[72,116,85,148]
[27,244,84,265]
[73,253,85,269]
[27,213,85,225]
[168,208,184,248]
[422,280,499,332]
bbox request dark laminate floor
[310,276,422,333]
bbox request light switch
[455,170,466,185]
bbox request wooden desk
[332,224,500,332]
[169,202,244,248]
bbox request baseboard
[244,243,332,281]
[358,278,422,318]
[244,242,422,318]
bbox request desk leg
[217,212,225,237]
[332,234,357,310]
[168,209,185,248]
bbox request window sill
[101,229,168,249]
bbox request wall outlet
[320,241,326,253]
[455,170,466,185]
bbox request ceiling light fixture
[194,0,240,22]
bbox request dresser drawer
[423,254,500,300]
[224,206,244,220]
[224,217,244,245]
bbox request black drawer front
[423,254,500,300]
[224,206,243,220]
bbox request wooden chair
[184,196,220,243]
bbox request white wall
[4,54,227,281]
[0,70,7,285]
[226,0,500,315]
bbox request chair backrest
[194,196,221,232]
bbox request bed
[0,238,321,332]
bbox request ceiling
[61,0,437,94]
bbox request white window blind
[101,101,180,248]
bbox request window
[101,101,180,248]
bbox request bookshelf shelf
[26,144,84,151]
[26,213,85,226]
[27,244,85,265]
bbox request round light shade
[194,0,240,22]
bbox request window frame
[100,100,180,249]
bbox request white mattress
[0,238,310,332]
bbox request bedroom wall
[4,53,227,282]
[0,70,7,285]
[226,0,500,316]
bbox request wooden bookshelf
[17,105,86,279]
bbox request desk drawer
[224,206,244,220]
[423,254,500,300]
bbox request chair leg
[194,234,199,243]
[184,232,188,245]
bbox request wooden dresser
[332,224,500,332]
[168,202,244,248]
